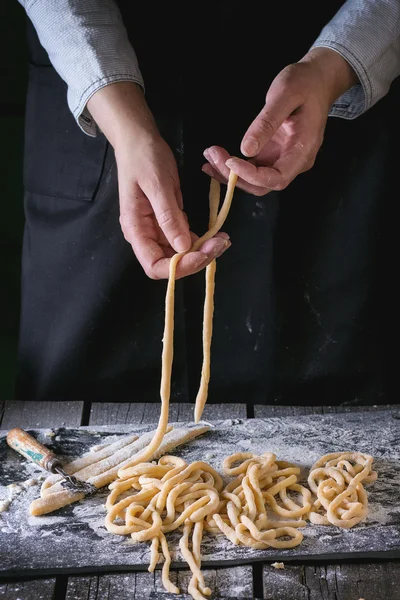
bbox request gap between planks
[64,565,254,600]
[262,562,400,600]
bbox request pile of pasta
[105,450,377,600]
[106,456,222,599]
[308,451,378,529]
[105,452,376,600]
[206,452,310,549]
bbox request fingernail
[213,238,229,258]
[174,233,190,252]
[242,137,259,156]
[195,253,209,268]
[216,240,232,258]
[208,148,218,163]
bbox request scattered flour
[0,414,398,572]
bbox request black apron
[17,2,393,406]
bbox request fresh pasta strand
[194,178,220,423]
[117,172,238,476]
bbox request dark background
[0,3,26,399]
[1,2,392,404]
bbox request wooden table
[0,400,398,600]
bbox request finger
[198,232,230,255]
[241,70,302,157]
[204,147,272,196]
[124,193,231,278]
[201,163,227,185]
[151,237,232,280]
[227,146,308,191]
[144,181,191,253]
[118,184,171,277]
[175,239,231,279]
[203,147,232,181]
[162,231,230,258]
[176,187,184,210]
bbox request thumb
[241,69,303,157]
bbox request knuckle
[256,113,279,137]
[274,64,304,103]
[144,265,159,280]
[157,208,179,229]
[279,64,300,89]
[281,63,297,80]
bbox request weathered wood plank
[255,406,323,418]
[0,401,84,429]
[254,404,396,418]
[0,578,56,599]
[89,402,246,426]
[175,403,246,423]
[66,566,253,599]
[263,562,400,600]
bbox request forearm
[87,82,158,150]
[310,0,400,118]
[19,0,144,136]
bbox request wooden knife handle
[6,427,61,472]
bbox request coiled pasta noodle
[105,451,311,599]
[308,451,377,528]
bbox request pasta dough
[30,425,209,516]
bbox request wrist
[87,81,159,149]
[300,47,358,106]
